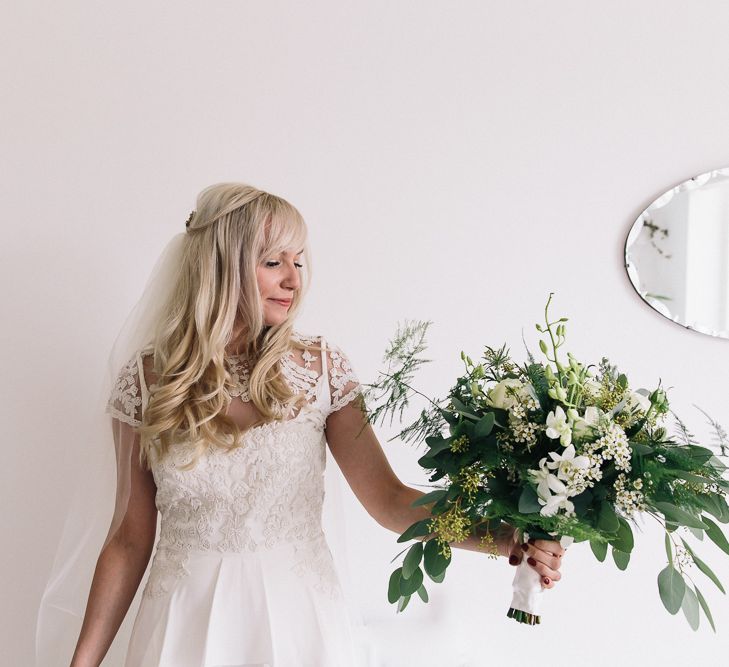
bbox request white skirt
[125,536,360,667]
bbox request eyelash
[264,261,303,268]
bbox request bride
[45,182,565,666]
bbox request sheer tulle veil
[34,230,364,665]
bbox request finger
[526,556,561,582]
[541,575,555,590]
[508,541,524,566]
[529,537,565,558]
[523,544,562,574]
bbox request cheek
[255,268,270,295]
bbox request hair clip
[185,210,196,229]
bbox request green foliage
[369,297,729,628]
[612,548,630,571]
[658,565,685,614]
[402,543,423,579]
[681,586,700,630]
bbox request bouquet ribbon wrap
[507,534,573,625]
[508,559,544,624]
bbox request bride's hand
[504,532,565,590]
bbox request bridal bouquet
[362,295,729,629]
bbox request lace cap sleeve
[323,339,364,418]
[105,351,148,427]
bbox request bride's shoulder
[290,329,324,348]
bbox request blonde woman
[58,183,564,666]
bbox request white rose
[485,378,523,410]
[627,390,651,412]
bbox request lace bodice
[105,332,362,599]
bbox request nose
[282,260,301,292]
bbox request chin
[263,312,289,328]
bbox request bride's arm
[69,422,157,667]
[325,398,563,587]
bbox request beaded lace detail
[104,331,362,600]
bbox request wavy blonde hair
[137,182,317,469]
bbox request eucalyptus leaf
[708,455,727,473]
[657,565,685,615]
[416,583,429,602]
[440,409,458,425]
[402,543,424,579]
[612,548,630,571]
[518,486,542,514]
[686,526,704,541]
[664,533,672,564]
[397,519,432,543]
[684,445,715,465]
[680,538,725,593]
[671,470,714,485]
[598,501,620,533]
[397,594,411,613]
[694,585,716,633]
[424,436,453,456]
[631,442,654,455]
[428,569,446,583]
[681,585,700,631]
[388,568,403,604]
[411,489,448,508]
[697,494,729,525]
[399,566,424,597]
[590,539,608,562]
[449,397,479,421]
[417,454,438,468]
[609,517,634,553]
[703,516,729,556]
[474,412,495,438]
[423,538,451,578]
[571,489,593,517]
[655,502,707,530]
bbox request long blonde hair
[137,182,316,469]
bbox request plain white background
[3,1,729,664]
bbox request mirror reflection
[625,167,729,338]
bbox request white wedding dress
[106,332,364,667]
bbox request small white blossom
[538,475,576,517]
[545,405,572,447]
[528,458,552,500]
[545,444,592,495]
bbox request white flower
[485,378,523,410]
[528,457,552,500]
[537,475,575,517]
[545,444,591,482]
[545,405,572,446]
[584,379,602,396]
[568,405,601,439]
[626,389,651,412]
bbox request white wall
[3,1,729,664]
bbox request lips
[270,298,292,306]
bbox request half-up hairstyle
[137,182,316,469]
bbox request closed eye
[265,261,304,268]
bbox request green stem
[370,370,443,413]
[544,293,564,386]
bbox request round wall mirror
[625,167,729,339]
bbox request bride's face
[256,248,304,326]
